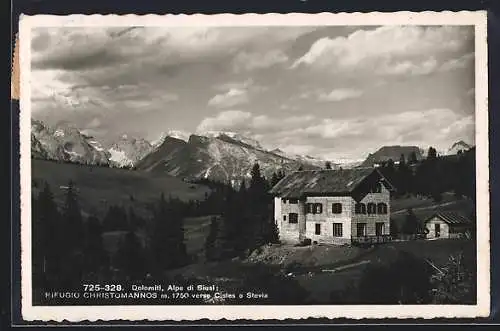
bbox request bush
[429,251,476,304]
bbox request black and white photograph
[19,12,489,321]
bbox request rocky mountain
[202,131,264,150]
[108,134,154,167]
[151,130,190,148]
[31,119,110,166]
[270,148,335,169]
[361,145,423,167]
[136,133,319,183]
[447,140,472,155]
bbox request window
[288,213,298,224]
[377,203,388,214]
[282,198,287,204]
[315,223,321,235]
[367,203,377,215]
[376,222,385,236]
[283,215,287,221]
[370,182,382,193]
[355,203,366,214]
[306,203,323,214]
[332,203,342,214]
[333,223,343,237]
[357,223,367,237]
[289,198,298,204]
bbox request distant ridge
[447,140,472,155]
[361,145,422,167]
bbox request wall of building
[274,180,392,244]
[275,197,305,243]
[351,183,391,237]
[425,217,450,239]
[304,196,354,245]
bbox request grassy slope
[31,159,211,219]
[390,192,475,232]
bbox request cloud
[234,108,473,161]
[214,79,254,91]
[285,108,473,148]
[196,110,252,132]
[32,26,315,72]
[30,26,475,161]
[208,88,249,108]
[232,50,289,72]
[377,57,438,76]
[439,52,475,72]
[291,26,473,76]
[196,111,316,135]
[208,78,269,108]
[318,88,364,102]
[86,117,102,129]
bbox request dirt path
[286,245,380,275]
[392,200,458,215]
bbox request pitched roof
[269,167,384,198]
[427,211,472,225]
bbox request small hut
[424,211,473,239]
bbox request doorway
[435,223,441,238]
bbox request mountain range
[30,120,332,183]
[30,119,472,183]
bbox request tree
[277,170,285,181]
[401,208,420,235]
[264,218,280,244]
[325,161,332,170]
[115,231,146,279]
[205,216,221,261]
[427,147,437,160]
[386,158,395,170]
[397,154,412,195]
[150,193,188,272]
[270,172,280,187]
[408,151,418,164]
[83,215,108,275]
[128,205,144,230]
[298,165,304,171]
[60,180,85,286]
[61,181,84,252]
[239,178,247,193]
[33,182,62,286]
[248,162,276,249]
[103,205,128,232]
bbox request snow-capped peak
[201,131,263,150]
[151,130,190,147]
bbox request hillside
[31,159,211,218]
[136,133,319,183]
[361,145,422,167]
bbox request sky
[30,25,475,162]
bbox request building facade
[425,212,473,239]
[270,168,394,245]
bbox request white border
[19,11,490,321]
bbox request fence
[351,235,392,245]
